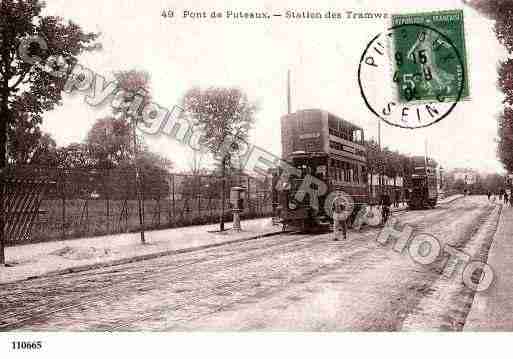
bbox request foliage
[497,107,513,172]
[365,140,412,182]
[7,110,58,165]
[0,0,99,168]
[466,0,513,172]
[180,87,258,173]
[86,116,132,168]
[55,142,95,169]
[364,139,382,175]
[111,69,151,124]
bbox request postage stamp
[357,9,468,129]
[391,9,470,103]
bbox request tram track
[0,231,322,330]
[1,199,471,331]
[104,205,466,330]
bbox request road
[0,196,500,331]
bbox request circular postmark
[358,23,465,129]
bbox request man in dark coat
[380,192,391,224]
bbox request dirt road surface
[0,196,499,331]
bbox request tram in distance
[405,156,439,209]
[277,109,370,231]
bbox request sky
[40,0,506,174]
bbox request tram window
[296,164,311,178]
[353,129,363,144]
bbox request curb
[2,196,464,285]
[5,229,285,285]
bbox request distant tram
[278,109,369,230]
[406,156,439,209]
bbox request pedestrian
[487,190,491,201]
[380,192,392,225]
[499,189,504,201]
[332,201,347,241]
[394,190,399,208]
[504,192,509,205]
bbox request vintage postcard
[0,0,511,357]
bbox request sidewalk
[0,194,462,286]
[0,218,282,285]
[464,204,513,331]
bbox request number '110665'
[12,341,42,350]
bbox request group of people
[489,189,513,207]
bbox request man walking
[504,191,509,206]
[332,201,347,241]
[380,192,392,225]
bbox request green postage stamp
[391,9,469,103]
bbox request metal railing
[5,166,273,245]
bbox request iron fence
[5,166,273,245]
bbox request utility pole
[287,69,292,114]
[424,137,429,177]
[0,146,4,266]
[132,119,145,244]
[378,119,383,196]
[219,156,226,232]
[0,90,8,266]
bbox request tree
[86,116,132,168]
[111,69,152,243]
[466,0,513,172]
[7,110,58,165]
[0,0,98,263]
[365,138,383,197]
[55,143,95,169]
[181,87,258,231]
[1,0,98,164]
[497,108,513,172]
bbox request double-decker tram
[406,156,439,209]
[278,109,369,231]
